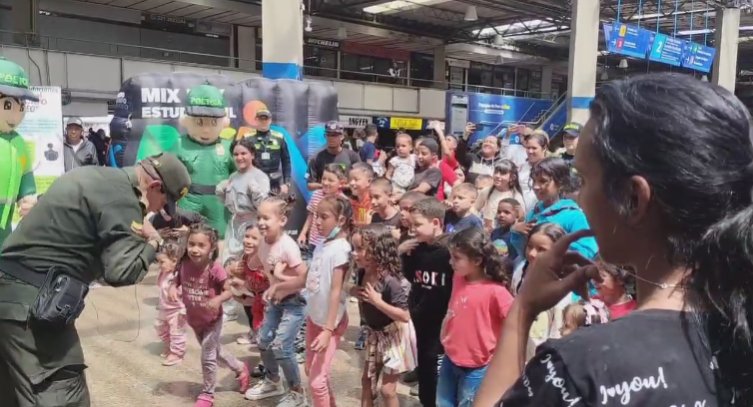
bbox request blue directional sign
[605,23,651,59]
[682,42,716,73]
[649,33,686,66]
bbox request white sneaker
[276,391,308,407]
[245,378,285,400]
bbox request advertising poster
[12,86,64,224]
[109,73,338,235]
[445,91,554,144]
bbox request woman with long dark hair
[474,73,753,406]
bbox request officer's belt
[0,258,46,288]
[189,184,216,195]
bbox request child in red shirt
[228,223,270,345]
[594,258,637,319]
[438,227,514,407]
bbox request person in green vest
[175,84,235,237]
[0,58,39,247]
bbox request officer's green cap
[140,153,191,216]
[185,84,226,118]
[0,58,38,102]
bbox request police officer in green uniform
[239,109,291,194]
[0,153,190,407]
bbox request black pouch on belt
[31,267,89,327]
[0,260,89,327]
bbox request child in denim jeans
[437,228,513,407]
[245,196,309,407]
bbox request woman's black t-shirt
[498,310,719,407]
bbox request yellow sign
[389,117,423,131]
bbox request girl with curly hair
[350,224,417,407]
[437,227,514,407]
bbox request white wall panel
[219,70,260,82]
[419,88,445,119]
[333,82,364,110]
[173,66,222,76]
[393,87,418,113]
[363,85,392,111]
[67,55,120,91]
[123,60,172,80]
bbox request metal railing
[0,29,557,99]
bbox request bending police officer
[0,153,191,407]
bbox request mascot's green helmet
[0,58,38,102]
[185,84,226,118]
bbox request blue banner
[682,42,716,73]
[649,33,686,66]
[606,23,652,59]
[445,91,553,144]
[604,21,716,74]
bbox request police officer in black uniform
[240,109,291,195]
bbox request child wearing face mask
[303,196,353,407]
[298,163,348,251]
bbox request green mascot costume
[175,84,234,237]
[0,58,38,246]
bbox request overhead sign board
[682,42,716,73]
[649,33,685,67]
[607,23,651,59]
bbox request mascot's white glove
[17,195,37,217]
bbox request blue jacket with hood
[510,198,598,260]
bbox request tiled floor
[79,270,420,406]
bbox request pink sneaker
[237,363,251,393]
[194,393,213,407]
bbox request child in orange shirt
[348,162,375,227]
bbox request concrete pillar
[541,65,553,98]
[566,0,600,124]
[237,25,257,72]
[433,45,447,89]
[712,7,740,92]
[262,0,303,80]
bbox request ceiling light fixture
[494,34,504,45]
[464,6,478,22]
[337,26,347,40]
[304,15,313,32]
[618,58,629,69]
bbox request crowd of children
[150,120,638,407]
